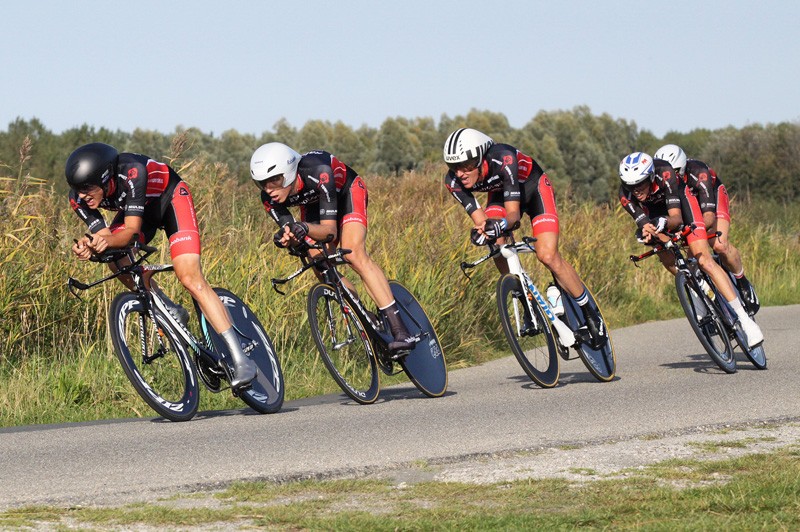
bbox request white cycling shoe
[739,315,764,348]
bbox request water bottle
[546,284,564,316]
[699,279,715,301]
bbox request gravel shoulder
[366,417,800,486]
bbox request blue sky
[3,0,798,138]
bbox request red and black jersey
[261,151,365,227]
[683,159,723,214]
[444,143,545,215]
[619,159,684,229]
[69,153,181,234]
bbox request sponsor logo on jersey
[319,172,330,184]
[179,187,189,196]
[127,168,138,179]
[171,235,194,244]
[503,155,513,165]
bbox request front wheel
[675,272,736,373]
[109,292,200,422]
[496,274,559,388]
[308,283,380,404]
[199,288,285,414]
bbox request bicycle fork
[502,247,577,348]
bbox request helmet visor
[446,157,479,173]
[256,174,285,190]
[624,180,652,197]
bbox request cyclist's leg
[166,182,256,386]
[337,180,414,352]
[656,249,678,276]
[712,186,757,310]
[527,175,604,343]
[686,217,763,347]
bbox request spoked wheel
[200,288,285,414]
[109,292,200,421]
[557,282,616,382]
[675,272,736,373]
[307,283,380,404]
[388,281,448,398]
[496,274,559,388]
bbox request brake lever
[270,278,287,296]
[459,261,474,280]
[67,277,88,300]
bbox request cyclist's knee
[696,253,716,272]
[345,247,372,272]
[175,270,208,296]
[535,247,560,270]
[712,239,729,255]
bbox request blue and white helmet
[443,128,494,168]
[654,144,687,176]
[619,152,655,188]
[250,142,301,188]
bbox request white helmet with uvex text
[442,128,494,169]
[250,142,301,188]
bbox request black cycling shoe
[388,336,419,359]
[583,311,606,350]
[737,278,760,315]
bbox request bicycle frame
[68,245,227,381]
[630,229,738,332]
[461,236,577,348]
[271,242,427,356]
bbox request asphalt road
[0,305,797,509]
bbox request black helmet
[65,143,118,190]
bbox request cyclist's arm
[86,216,143,253]
[306,219,337,242]
[619,186,649,229]
[501,200,521,230]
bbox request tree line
[1,107,798,203]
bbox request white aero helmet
[654,144,687,176]
[442,128,494,169]
[250,142,301,188]
[619,152,655,188]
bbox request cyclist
[249,142,416,355]
[619,151,763,347]
[655,144,759,313]
[67,142,257,388]
[442,127,606,346]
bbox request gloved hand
[470,228,488,246]
[288,221,309,240]
[652,217,667,234]
[273,226,288,248]
[483,218,508,239]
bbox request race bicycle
[271,237,447,404]
[630,226,766,372]
[460,225,616,387]
[68,240,284,421]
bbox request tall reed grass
[1,152,798,426]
